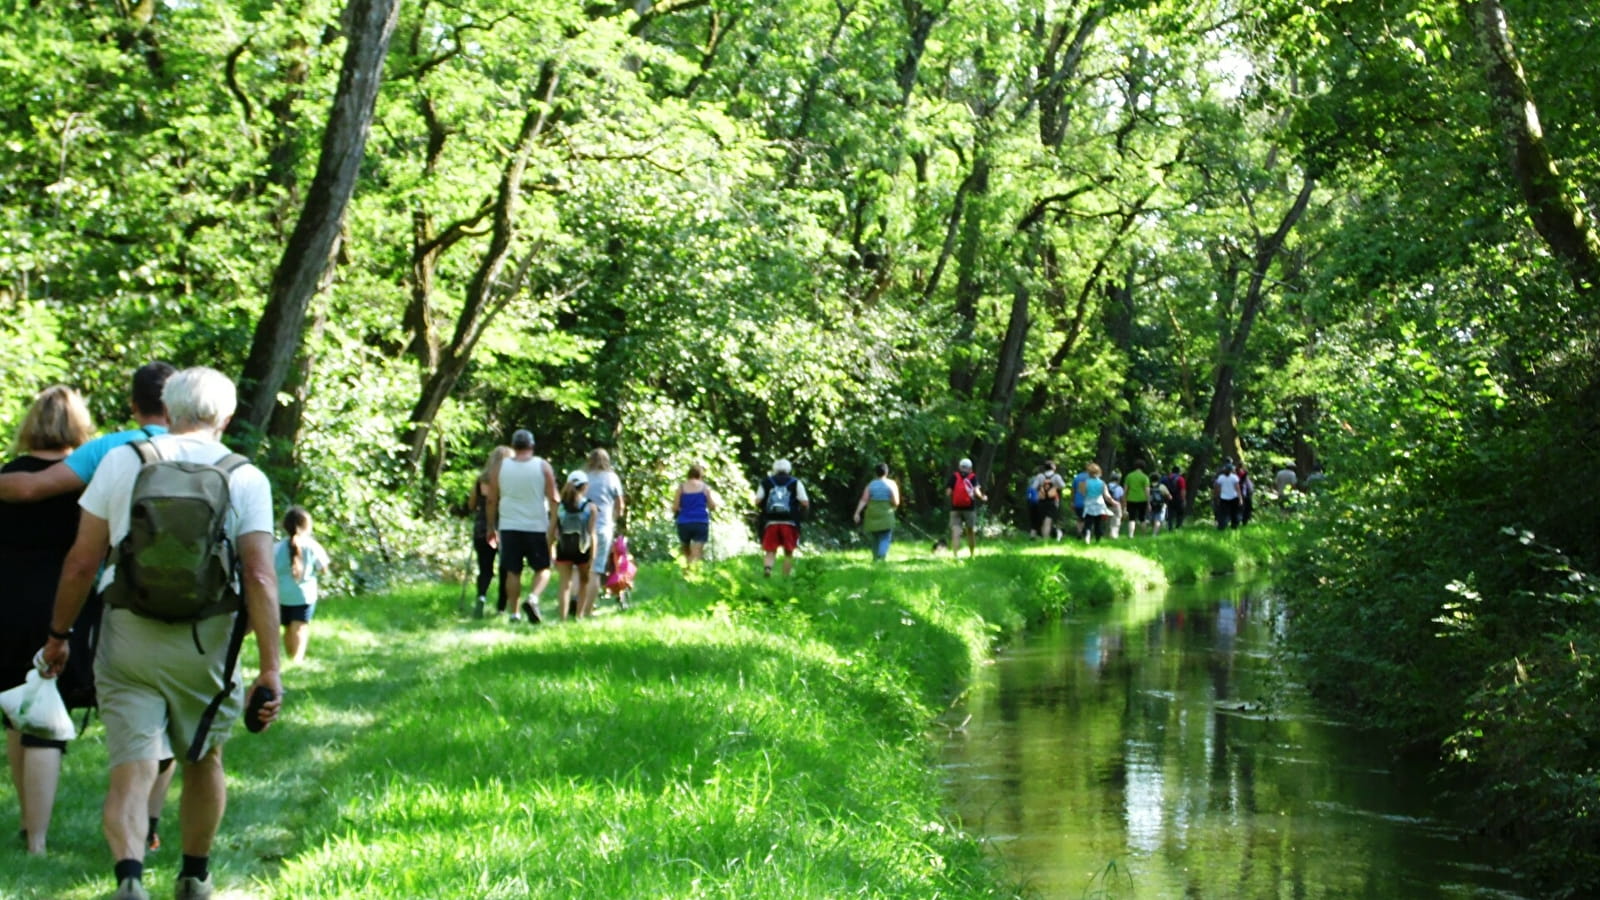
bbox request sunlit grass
[2,526,1286,899]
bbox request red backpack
[952,472,974,508]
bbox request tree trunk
[1466,0,1600,297]
[948,154,991,398]
[403,62,561,470]
[265,308,325,498]
[1096,273,1136,473]
[232,0,401,446]
[1189,174,1315,490]
[972,234,1037,487]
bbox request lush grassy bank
[6,527,1287,899]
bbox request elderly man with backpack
[755,459,809,577]
[40,367,282,900]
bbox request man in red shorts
[755,459,809,577]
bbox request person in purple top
[672,463,720,568]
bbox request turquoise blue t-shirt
[63,425,167,483]
[276,537,328,607]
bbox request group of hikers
[657,452,1309,570]
[465,433,632,624]
[1,362,314,899]
[2,359,1313,899]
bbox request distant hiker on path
[276,506,331,664]
[468,446,512,618]
[1071,462,1092,537]
[1082,462,1112,543]
[853,462,901,562]
[673,464,720,568]
[1162,467,1187,529]
[486,429,559,623]
[755,459,809,577]
[1274,463,1298,498]
[583,449,626,612]
[1214,461,1242,529]
[1025,463,1046,537]
[1123,461,1151,538]
[1036,461,1066,541]
[40,366,282,900]
[554,470,598,620]
[947,458,987,558]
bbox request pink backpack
[604,535,636,593]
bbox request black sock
[114,859,143,883]
[180,854,209,880]
[147,816,159,840]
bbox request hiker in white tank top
[497,455,552,532]
[485,429,560,624]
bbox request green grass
[3,526,1288,899]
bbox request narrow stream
[938,578,1526,899]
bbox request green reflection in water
[940,578,1527,899]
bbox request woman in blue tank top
[673,463,720,567]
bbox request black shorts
[280,603,316,624]
[2,715,68,751]
[555,540,593,566]
[499,530,551,574]
[1127,501,1149,520]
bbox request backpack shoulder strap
[128,439,161,465]
[213,453,249,476]
[185,609,251,763]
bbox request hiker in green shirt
[1123,461,1151,538]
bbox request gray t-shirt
[585,469,624,528]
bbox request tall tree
[233,0,401,444]
[1463,0,1600,297]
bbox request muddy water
[939,579,1526,899]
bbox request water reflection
[940,580,1526,899]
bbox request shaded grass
[2,526,1289,899]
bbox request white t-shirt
[80,432,274,592]
[1215,472,1241,501]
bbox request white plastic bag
[0,670,77,742]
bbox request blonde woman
[468,446,512,618]
[583,448,625,610]
[2,385,93,855]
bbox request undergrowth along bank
[3,527,1287,900]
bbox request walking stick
[457,537,474,616]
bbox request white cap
[958,458,973,471]
[773,459,792,475]
[567,469,589,486]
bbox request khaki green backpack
[103,440,249,624]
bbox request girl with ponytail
[275,506,332,663]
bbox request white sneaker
[175,873,214,900]
[112,877,150,900]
